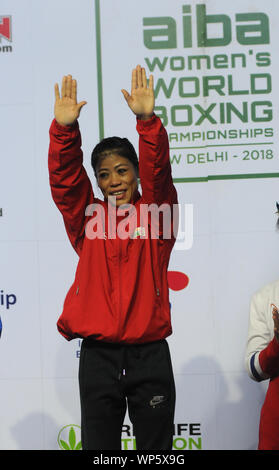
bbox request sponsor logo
[0,289,17,310]
[0,16,12,53]
[143,4,269,50]
[149,395,166,407]
[121,422,202,450]
[0,289,17,339]
[140,2,274,179]
[168,271,189,291]
[131,226,146,239]
[58,421,202,450]
[168,271,189,311]
[57,424,81,450]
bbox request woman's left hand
[121,65,154,120]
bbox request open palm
[122,65,154,120]
[54,75,87,127]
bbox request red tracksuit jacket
[48,114,178,344]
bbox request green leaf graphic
[58,424,82,450]
[59,439,70,450]
[69,427,76,450]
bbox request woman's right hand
[54,75,87,127]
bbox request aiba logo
[0,16,12,53]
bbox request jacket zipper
[116,234,123,341]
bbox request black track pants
[78,338,176,450]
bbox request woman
[48,65,178,450]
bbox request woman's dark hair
[91,136,139,177]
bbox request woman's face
[96,154,138,207]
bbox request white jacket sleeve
[245,287,274,382]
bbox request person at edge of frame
[246,207,279,450]
[48,64,178,450]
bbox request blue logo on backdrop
[0,289,17,338]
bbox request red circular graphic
[167,271,189,291]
